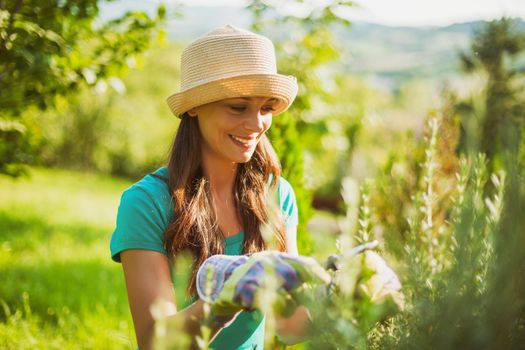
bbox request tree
[0,0,165,176]
[459,17,525,172]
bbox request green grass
[0,166,340,349]
[0,167,136,349]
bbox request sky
[173,0,525,27]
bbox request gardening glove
[323,241,404,323]
[357,250,404,310]
[196,251,331,317]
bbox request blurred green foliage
[371,142,525,350]
[347,18,525,350]
[0,0,165,176]
[458,17,525,174]
[306,114,524,349]
[248,0,360,254]
[370,88,460,258]
[24,44,180,179]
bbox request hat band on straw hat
[167,73,298,117]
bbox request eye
[262,105,276,114]
[229,105,247,113]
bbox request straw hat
[166,25,298,118]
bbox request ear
[187,108,198,117]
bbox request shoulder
[268,173,295,195]
[276,176,296,206]
[277,176,294,195]
[120,166,173,225]
[128,166,170,203]
[110,166,172,262]
[275,175,298,228]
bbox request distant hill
[166,7,524,84]
[100,3,525,86]
[336,21,475,81]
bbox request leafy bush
[22,44,180,180]
[0,0,165,176]
[309,116,523,350]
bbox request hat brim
[166,74,298,118]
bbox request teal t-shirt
[110,166,299,350]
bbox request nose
[244,110,267,133]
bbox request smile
[229,134,257,148]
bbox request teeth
[230,135,256,145]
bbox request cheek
[199,123,219,148]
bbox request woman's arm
[120,250,238,350]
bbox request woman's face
[188,96,278,164]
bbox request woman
[110,25,309,349]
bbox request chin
[234,153,255,164]
[236,157,252,164]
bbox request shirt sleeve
[278,177,299,228]
[110,186,168,262]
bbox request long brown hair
[164,113,287,297]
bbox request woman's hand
[196,252,330,316]
[121,250,241,350]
